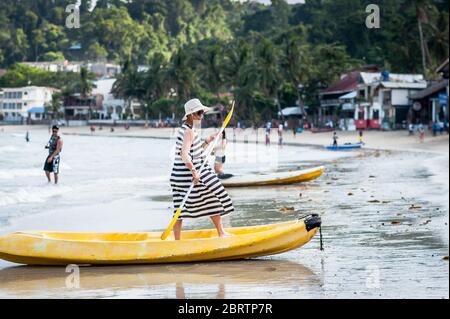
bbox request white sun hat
[182,98,211,121]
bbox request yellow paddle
[161,100,236,240]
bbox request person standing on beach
[214,130,227,177]
[332,131,338,146]
[265,121,271,146]
[278,122,284,146]
[170,98,234,240]
[25,131,30,143]
[358,130,364,144]
[44,125,63,184]
[408,123,414,136]
[418,125,425,142]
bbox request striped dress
[170,123,234,219]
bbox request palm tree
[255,39,282,120]
[142,53,169,117]
[79,67,96,119]
[403,0,433,75]
[79,67,94,99]
[223,39,252,88]
[112,60,144,120]
[197,43,224,99]
[281,29,312,123]
[167,49,200,114]
[46,92,62,121]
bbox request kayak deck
[221,166,325,187]
[0,216,321,266]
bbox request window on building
[18,92,23,99]
[17,103,22,109]
[373,110,380,120]
[358,110,365,120]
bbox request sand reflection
[0,259,320,298]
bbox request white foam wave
[0,185,73,207]
[0,168,43,179]
[0,146,19,153]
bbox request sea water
[0,128,448,298]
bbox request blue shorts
[44,155,60,174]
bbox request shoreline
[2,125,449,155]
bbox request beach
[0,125,448,298]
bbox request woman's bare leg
[214,163,223,175]
[210,215,231,237]
[174,220,183,240]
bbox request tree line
[0,0,448,123]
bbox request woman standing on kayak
[170,99,234,240]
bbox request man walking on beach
[44,125,63,184]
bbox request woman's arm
[181,129,200,184]
[181,129,194,170]
[202,134,215,150]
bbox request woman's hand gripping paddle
[161,101,235,240]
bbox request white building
[358,73,427,129]
[20,61,121,79]
[0,86,57,122]
[92,78,142,120]
[88,63,121,78]
[20,61,81,73]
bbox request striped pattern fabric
[170,123,234,219]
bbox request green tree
[142,53,170,116]
[41,51,65,62]
[45,91,63,120]
[112,60,144,118]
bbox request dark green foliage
[0,0,447,122]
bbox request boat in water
[0,215,321,266]
[220,166,325,187]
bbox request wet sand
[0,126,448,299]
[0,260,322,299]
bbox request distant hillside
[0,0,448,73]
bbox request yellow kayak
[0,215,321,266]
[221,166,325,187]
